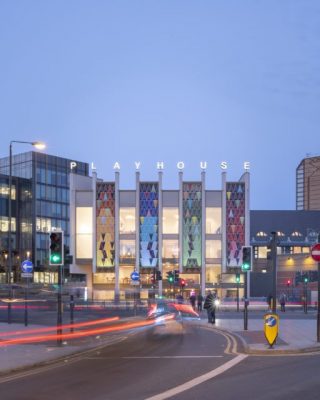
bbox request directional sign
[311,243,320,262]
[130,271,140,281]
[21,273,33,278]
[21,260,33,273]
[264,313,279,347]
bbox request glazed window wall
[119,266,134,285]
[206,240,221,259]
[163,208,179,234]
[206,265,221,284]
[76,207,93,259]
[0,184,16,199]
[162,240,179,259]
[119,208,135,234]
[120,240,135,264]
[0,217,16,232]
[206,208,221,234]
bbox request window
[76,207,93,259]
[120,208,135,234]
[206,240,221,258]
[120,240,135,264]
[206,208,221,234]
[162,240,179,259]
[163,208,179,234]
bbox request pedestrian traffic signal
[241,246,252,272]
[304,277,309,283]
[49,231,64,266]
[235,273,240,283]
[174,270,179,282]
[286,279,291,287]
[166,271,174,283]
[156,270,162,281]
[180,278,186,288]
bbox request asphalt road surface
[1,319,320,400]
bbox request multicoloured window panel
[182,182,202,269]
[96,182,115,269]
[226,182,245,267]
[139,183,158,268]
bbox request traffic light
[174,270,179,282]
[49,231,64,266]
[235,273,240,283]
[241,246,252,272]
[304,276,309,284]
[156,270,162,281]
[180,278,186,288]
[166,271,174,284]
[286,279,291,287]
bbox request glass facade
[0,174,32,281]
[0,151,89,279]
[163,208,179,234]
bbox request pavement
[1,313,320,376]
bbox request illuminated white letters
[200,161,207,170]
[177,161,185,170]
[157,161,165,170]
[244,161,250,170]
[113,162,121,170]
[134,161,141,170]
[220,161,228,170]
[91,162,96,170]
[70,161,77,170]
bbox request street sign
[264,313,279,347]
[311,243,320,262]
[21,260,33,273]
[21,273,33,278]
[130,271,140,281]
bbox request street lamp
[8,140,46,284]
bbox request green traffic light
[241,263,250,271]
[50,254,62,264]
[168,276,174,283]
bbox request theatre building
[69,166,250,301]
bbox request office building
[0,151,89,283]
[296,156,320,210]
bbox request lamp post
[7,141,45,323]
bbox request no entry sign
[311,243,320,262]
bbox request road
[1,318,320,400]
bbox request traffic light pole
[57,265,63,345]
[237,280,240,312]
[243,272,248,330]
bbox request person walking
[203,291,216,324]
[279,293,286,312]
[189,290,196,311]
[197,293,204,312]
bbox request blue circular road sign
[266,316,277,327]
[21,260,33,273]
[130,271,140,281]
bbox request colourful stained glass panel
[182,182,202,269]
[226,182,245,267]
[139,183,159,268]
[96,182,115,269]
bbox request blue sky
[1,0,319,209]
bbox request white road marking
[123,355,223,359]
[145,354,248,400]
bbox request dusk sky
[1,1,319,210]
